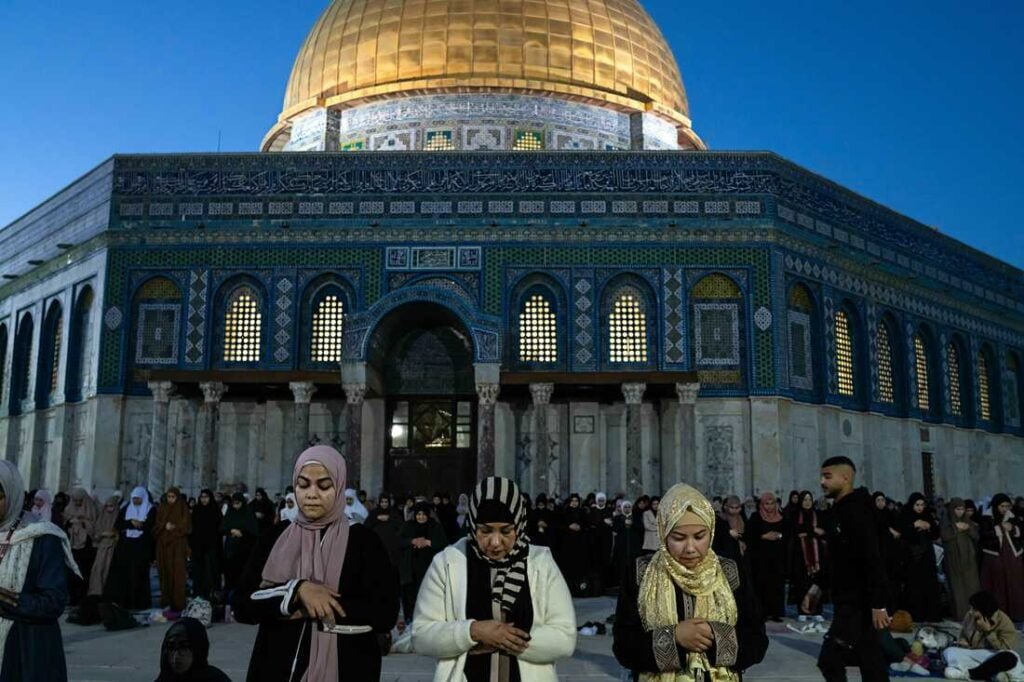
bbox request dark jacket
[0,534,71,682]
[826,487,888,609]
[613,554,768,678]
[233,522,399,682]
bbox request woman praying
[155,486,192,615]
[87,496,120,597]
[104,486,156,609]
[746,492,787,622]
[899,492,941,623]
[613,483,768,681]
[413,476,577,682]
[64,487,98,605]
[941,497,981,620]
[981,493,1024,620]
[233,445,398,681]
[189,489,222,601]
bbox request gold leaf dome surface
[281,0,691,125]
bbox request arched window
[835,309,855,397]
[36,301,63,409]
[787,284,815,392]
[66,288,94,402]
[518,293,557,363]
[607,286,649,364]
[946,342,963,417]
[691,273,743,386]
[10,313,33,415]
[913,333,932,413]
[977,352,992,422]
[877,321,895,404]
[223,286,262,363]
[0,323,7,406]
[1008,352,1023,426]
[311,293,344,363]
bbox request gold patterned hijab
[638,483,738,682]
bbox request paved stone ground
[62,597,870,681]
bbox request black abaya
[103,506,156,610]
[746,514,787,620]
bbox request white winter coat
[412,538,577,682]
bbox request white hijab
[124,486,152,538]
[0,461,25,531]
[33,489,53,523]
[344,488,368,524]
[280,493,298,523]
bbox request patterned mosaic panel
[662,268,685,366]
[788,310,813,391]
[273,275,295,364]
[572,271,596,371]
[823,295,836,395]
[184,270,208,365]
[135,304,179,365]
[694,304,740,366]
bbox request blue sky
[1,0,1021,269]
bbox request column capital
[289,381,317,404]
[148,381,175,403]
[199,381,227,404]
[475,382,500,406]
[343,382,367,405]
[529,382,554,406]
[622,382,647,405]
[675,382,701,405]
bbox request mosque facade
[1,0,1022,502]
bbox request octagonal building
[1,0,1022,502]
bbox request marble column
[529,383,554,495]
[475,382,500,479]
[196,382,227,490]
[343,382,366,487]
[622,383,647,499]
[288,382,317,481]
[146,381,175,494]
[675,382,700,484]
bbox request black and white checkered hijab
[467,477,530,612]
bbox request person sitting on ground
[413,476,577,682]
[155,617,231,681]
[943,590,1024,681]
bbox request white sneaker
[944,668,969,680]
[798,615,808,622]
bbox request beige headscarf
[638,483,738,682]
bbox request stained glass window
[425,130,455,151]
[519,294,557,362]
[978,353,991,421]
[877,323,895,404]
[692,273,741,299]
[224,288,262,363]
[513,130,544,151]
[835,310,855,396]
[608,289,648,363]
[947,344,962,416]
[311,294,344,363]
[49,311,63,395]
[914,334,931,411]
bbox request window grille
[519,294,557,362]
[311,294,344,362]
[224,288,261,363]
[608,290,647,363]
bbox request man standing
[817,456,892,682]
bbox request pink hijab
[262,445,350,682]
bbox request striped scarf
[467,477,530,613]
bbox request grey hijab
[0,460,26,531]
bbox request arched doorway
[367,302,477,496]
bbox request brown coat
[154,492,192,611]
[960,608,1019,651]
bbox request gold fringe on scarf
[638,483,738,682]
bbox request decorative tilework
[550,201,575,214]
[674,201,699,214]
[754,307,773,331]
[457,247,481,269]
[135,304,179,365]
[421,201,452,214]
[519,201,544,214]
[823,295,836,395]
[386,247,409,269]
[580,201,606,214]
[273,276,294,364]
[573,271,596,371]
[488,201,513,214]
[104,306,123,330]
[788,310,813,390]
[644,201,669,213]
[389,201,416,215]
[297,201,323,215]
[184,270,208,365]
[238,202,263,215]
[613,201,638,214]
[457,201,483,214]
[412,247,455,269]
[209,202,234,216]
[328,202,353,215]
[662,268,685,366]
[694,303,740,366]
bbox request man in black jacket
[817,456,892,682]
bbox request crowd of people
[6,451,1024,680]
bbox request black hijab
[155,618,230,682]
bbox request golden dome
[277,0,695,131]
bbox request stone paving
[62,597,859,681]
